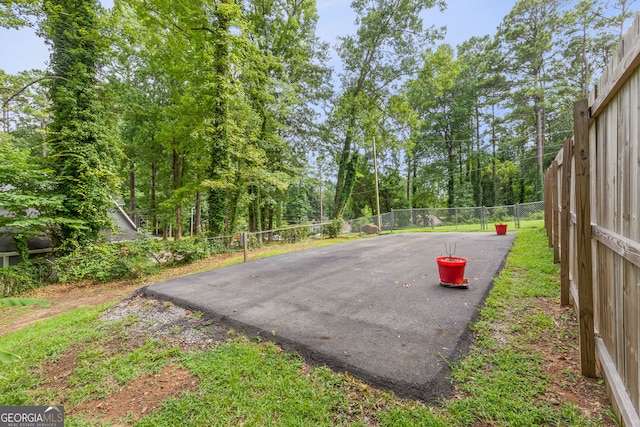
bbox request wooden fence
[545,14,640,427]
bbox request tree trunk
[172,146,182,240]
[491,104,497,207]
[248,184,258,232]
[475,102,482,207]
[227,188,240,236]
[405,154,412,208]
[2,100,8,133]
[208,0,232,236]
[534,95,545,175]
[267,203,274,242]
[195,191,201,235]
[447,139,455,208]
[129,161,136,226]
[333,113,355,218]
[151,158,158,235]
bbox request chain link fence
[205,222,331,254]
[201,201,544,255]
[344,201,544,233]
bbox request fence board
[543,15,640,422]
[631,70,640,412]
[552,161,560,263]
[592,226,640,267]
[596,338,640,427]
[590,14,640,120]
[561,140,573,306]
[613,92,626,376]
[574,99,597,377]
[625,263,640,411]
[617,77,638,400]
[545,170,553,246]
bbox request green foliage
[55,240,158,282]
[490,207,510,223]
[330,0,444,218]
[0,139,84,256]
[161,236,212,266]
[322,218,343,238]
[43,0,120,248]
[279,225,310,243]
[0,350,21,364]
[0,0,39,28]
[0,234,221,297]
[50,236,214,285]
[0,260,52,297]
[284,183,313,223]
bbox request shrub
[322,219,343,238]
[0,263,41,297]
[162,236,212,265]
[54,237,161,283]
[491,207,510,223]
[280,225,310,243]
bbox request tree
[1,70,50,156]
[406,45,474,208]
[329,0,445,219]
[0,137,81,257]
[242,0,330,235]
[42,0,120,249]
[497,0,566,198]
[610,0,638,38]
[457,36,508,207]
[0,0,39,28]
[561,0,612,97]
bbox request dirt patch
[536,300,615,424]
[39,344,85,393]
[72,365,199,423]
[479,297,616,426]
[34,294,232,425]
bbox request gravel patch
[101,294,232,350]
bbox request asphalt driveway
[144,231,516,402]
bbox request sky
[0,0,514,75]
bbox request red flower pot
[435,256,467,285]
[495,223,508,235]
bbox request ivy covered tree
[42,0,120,249]
[329,0,445,219]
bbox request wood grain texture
[574,98,596,377]
[561,140,573,307]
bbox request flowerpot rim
[435,255,468,263]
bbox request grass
[393,218,545,234]
[0,226,612,426]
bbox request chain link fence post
[390,209,394,232]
